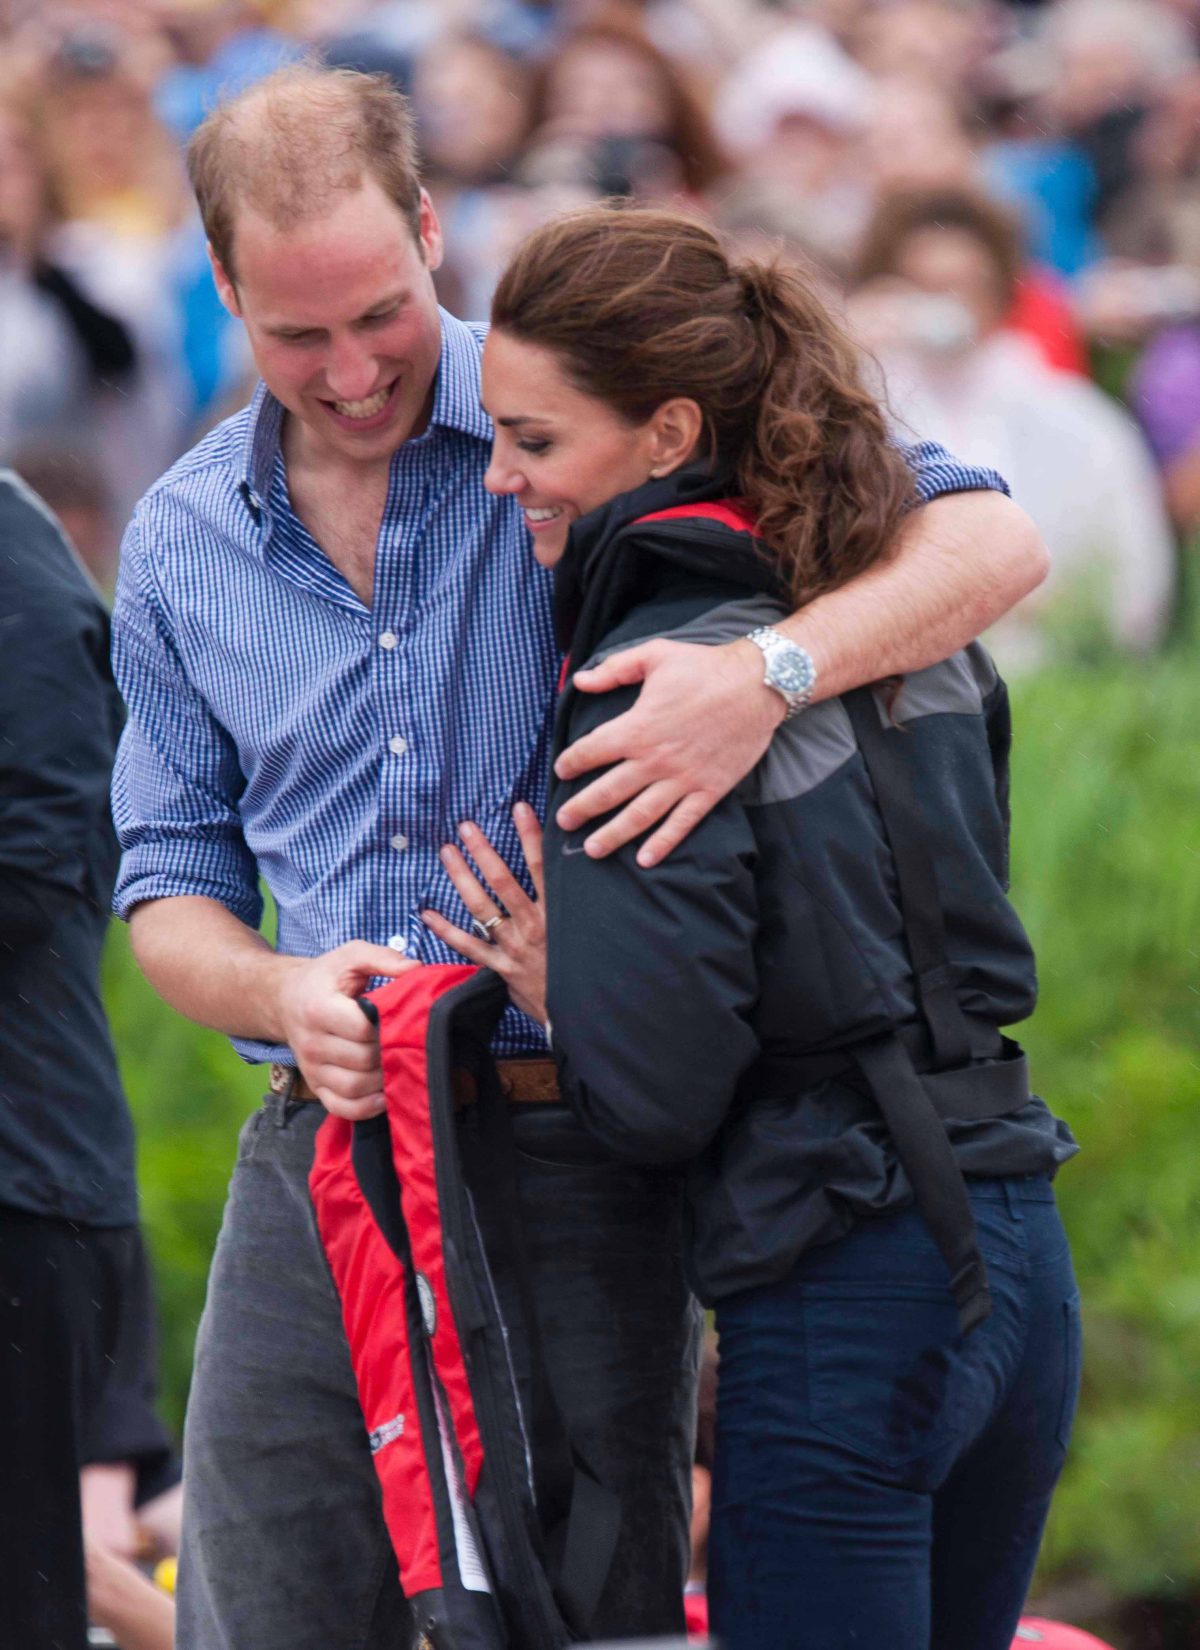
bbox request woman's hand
[421,804,548,1027]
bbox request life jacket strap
[824,685,1017,1334]
[843,686,975,1072]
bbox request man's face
[212,177,445,466]
[894,226,1006,341]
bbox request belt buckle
[268,1063,293,1097]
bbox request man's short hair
[187,63,423,283]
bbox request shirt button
[387,934,408,952]
[388,735,408,756]
[390,833,409,852]
[379,631,398,650]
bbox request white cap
[714,25,877,157]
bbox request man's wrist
[740,627,818,721]
[259,951,309,1046]
[728,637,789,729]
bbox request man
[111,65,1048,1650]
[0,471,139,1650]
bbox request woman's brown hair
[491,205,915,608]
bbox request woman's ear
[647,397,704,476]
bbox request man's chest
[167,501,561,819]
[285,467,388,608]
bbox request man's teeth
[525,507,564,522]
[332,385,392,419]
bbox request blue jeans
[709,1177,1081,1650]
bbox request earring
[649,466,667,479]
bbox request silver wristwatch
[745,626,817,720]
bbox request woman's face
[482,328,699,568]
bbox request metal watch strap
[745,626,817,720]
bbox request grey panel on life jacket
[586,598,996,808]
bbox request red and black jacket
[310,965,618,1650]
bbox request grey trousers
[177,1094,411,1650]
[177,1091,700,1650]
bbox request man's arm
[765,488,1048,698]
[128,897,413,1118]
[111,517,411,1119]
[128,895,299,1042]
[556,485,1049,866]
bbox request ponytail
[733,259,915,605]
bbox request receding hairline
[188,63,423,280]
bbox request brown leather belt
[269,1058,560,1109]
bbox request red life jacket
[310,965,619,1649]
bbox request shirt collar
[426,309,493,443]
[237,380,283,519]
[236,308,492,518]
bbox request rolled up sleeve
[110,513,262,928]
[901,438,1011,504]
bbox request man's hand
[274,942,419,1119]
[555,491,1047,867]
[555,638,783,867]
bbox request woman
[424,205,1080,1650]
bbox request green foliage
[101,920,261,1436]
[103,647,1200,1602]
[1007,654,1200,1601]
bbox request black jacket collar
[553,464,787,667]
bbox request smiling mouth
[524,506,565,524]
[327,382,395,420]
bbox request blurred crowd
[2,0,1199,670]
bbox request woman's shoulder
[581,589,791,671]
[578,573,1002,807]
[739,643,1004,811]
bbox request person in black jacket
[0,471,153,1650]
[435,206,1081,1650]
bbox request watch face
[768,645,813,695]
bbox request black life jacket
[561,495,1034,1334]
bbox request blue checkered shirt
[111,309,1009,1063]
